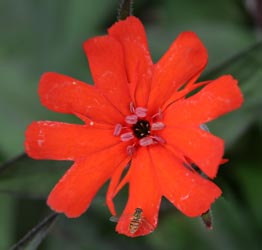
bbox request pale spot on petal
[180,194,189,201]
[37,139,44,146]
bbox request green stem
[118,0,133,20]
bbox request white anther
[125,115,138,124]
[135,107,147,118]
[120,132,135,142]
[113,124,122,136]
[151,122,165,130]
[139,137,154,147]
[152,136,166,144]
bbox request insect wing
[109,213,133,223]
[109,215,120,223]
[110,214,155,236]
[139,217,155,234]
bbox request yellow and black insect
[129,207,143,234]
[110,207,154,234]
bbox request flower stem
[118,0,133,20]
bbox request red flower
[25,16,243,237]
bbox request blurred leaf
[46,209,153,250]
[0,0,116,158]
[9,212,59,250]
[149,197,261,250]
[163,0,247,25]
[236,161,262,227]
[0,195,15,249]
[0,153,70,199]
[148,0,256,69]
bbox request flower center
[132,120,151,139]
[113,103,166,155]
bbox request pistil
[132,120,151,139]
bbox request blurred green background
[0,0,261,249]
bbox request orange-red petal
[108,16,153,107]
[25,121,120,160]
[47,143,129,218]
[150,146,222,217]
[148,32,208,113]
[164,75,244,126]
[116,147,161,237]
[159,127,224,178]
[39,72,123,124]
[83,35,131,115]
[106,161,130,216]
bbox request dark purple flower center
[132,120,151,139]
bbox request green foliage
[0,0,261,249]
[9,213,58,250]
[0,154,70,198]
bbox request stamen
[152,109,163,120]
[125,115,138,124]
[127,145,136,156]
[135,107,147,118]
[113,123,122,136]
[129,102,135,113]
[139,137,154,147]
[152,135,166,144]
[151,122,165,130]
[120,132,135,142]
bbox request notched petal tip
[183,185,222,218]
[24,122,36,158]
[38,72,78,114]
[47,191,85,219]
[108,16,142,33]
[225,75,244,107]
[24,121,50,160]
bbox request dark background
[0,0,261,249]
